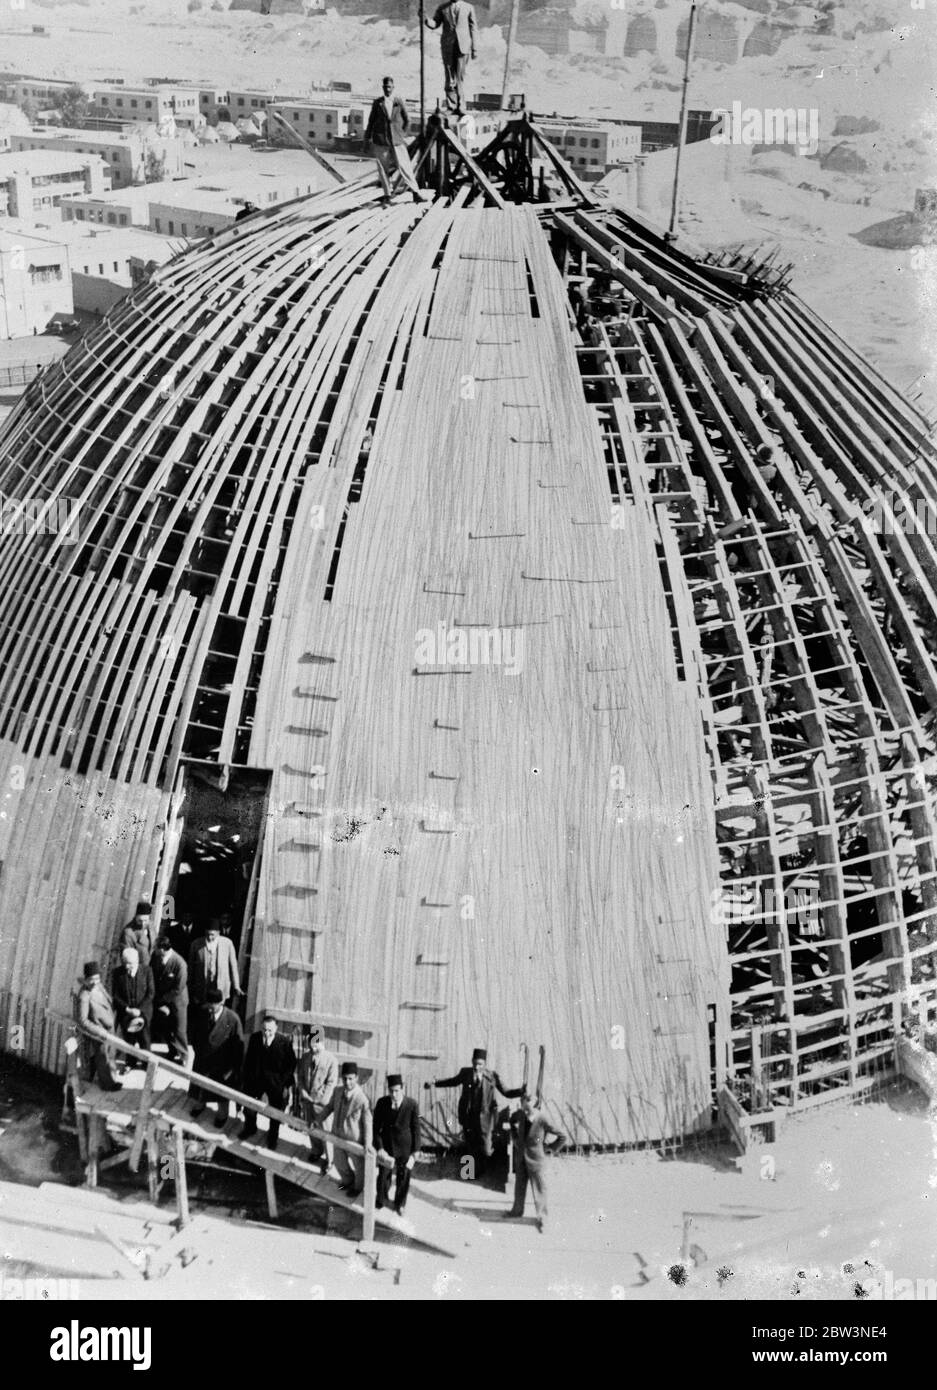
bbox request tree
[18,96,39,125]
[59,84,89,128]
[144,149,167,183]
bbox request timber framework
[0,116,935,1148]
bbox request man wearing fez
[373,1073,421,1215]
[316,1061,372,1197]
[151,933,189,1065]
[429,1047,522,1178]
[189,920,241,1009]
[190,987,244,1128]
[119,900,154,971]
[297,1026,338,1173]
[240,1016,295,1151]
[111,945,154,1053]
[76,961,121,1090]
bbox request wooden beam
[172,1125,189,1228]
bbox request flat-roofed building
[22,218,176,314]
[91,84,202,130]
[11,77,74,110]
[269,100,362,148]
[11,128,185,189]
[0,224,72,337]
[0,150,108,221]
[199,88,230,123]
[148,166,321,239]
[60,183,152,228]
[538,120,641,177]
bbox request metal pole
[668,0,697,241]
[500,0,520,113]
[419,0,426,137]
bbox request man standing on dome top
[425,0,478,117]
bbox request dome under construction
[1,119,936,1147]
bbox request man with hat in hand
[316,1061,372,1197]
[429,1048,522,1179]
[76,961,121,1090]
[190,987,244,1128]
[373,1074,421,1215]
[502,1088,566,1233]
[111,945,154,1053]
[240,1015,295,1151]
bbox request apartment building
[0,226,72,337]
[11,77,74,110]
[0,150,108,221]
[23,220,176,314]
[91,84,202,130]
[147,167,320,239]
[268,100,363,146]
[537,121,641,176]
[11,129,185,189]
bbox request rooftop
[0,148,106,175]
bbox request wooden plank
[172,1125,189,1227]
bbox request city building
[11,128,185,189]
[0,150,108,221]
[227,89,282,118]
[0,102,31,152]
[91,84,202,131]
[23,219,176,314]
[537,120,641,177]
[60,183,152,228]
[10,77,74,111]
[199,88,230,123]
[268,99,363,147]
[0,225,72,337]
[147,165,321,238]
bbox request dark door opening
[165,764,271,976]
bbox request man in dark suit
[190,987,244,1128]
[425,0,478,115]
[364,76,415,188]
[151,934,189,1065]
[373,1073,421,1215]
[429,1047,521,1178]
[111,945,154,1052]
[188,922,241,1010]
[240,1016,296,1150]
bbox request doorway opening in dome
[157,762,271,1004]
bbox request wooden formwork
[0,125,934,1142]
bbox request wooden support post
[362,1145,376,1243]
[173,1125,190,1228]
[146,1121,159,1204]
[75,1109,88,1163]
[86,1113,102,1188]
[265,1169,278,1222]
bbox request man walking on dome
[425,0,478,117]
[364,76,418,192]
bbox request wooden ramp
[72,1040,456,1253]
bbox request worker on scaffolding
[424,0,477,117]
[364,76,417,191]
